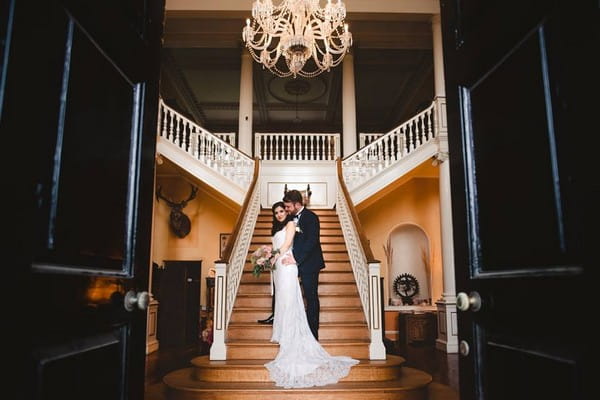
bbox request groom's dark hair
[283,189,303,205]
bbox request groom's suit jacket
[292,208,325,274]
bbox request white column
[209,261,227,360]
[432,14,458,354]
[238,52,253,155]
[432,14,446,98]
[342,53,357,157]
[368,262,386,360]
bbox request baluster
[284,135,290,160]
[410,121,416,151]
[310,136,316,161]
[160,106,167,138]
[298,135,303,160]
[289,135,295,160]
[428,109,434,139]
[166,110,173,142]
[189,126,197,157]
[266,135,272,160]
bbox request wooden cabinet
[398,311,437,346]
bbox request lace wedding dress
[265,227,359,388]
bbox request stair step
[241,271,355,284]
[235,294,362,308]
[187,355,406,383]
[227,322,369,340]
[163,366,431,400]
[322,261,353,271]
[251,235,345,244]
[254,221,341,229]
[230,307,366,324]
[248,242,347,252]
[238,282,358,295]
[242,261,352,273]
[257,215,340,223]
[226,339,370,360]
[254,228,343,236]
[259,208,338,215]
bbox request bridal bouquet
[250,245,278,277]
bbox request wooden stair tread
[228,321,366,327]
[189,355,406,368]
[163,366,432,394]
[227,338,370,345]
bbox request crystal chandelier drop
[242,0,353,78]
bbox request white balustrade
[336,183,386,360]
[359,133,384,148]
[225,180,261,328]
[215,132,236,147]
[209,178,261,361]
[343,101,439,191]
[255,133,340,161]
[158,99,253,188]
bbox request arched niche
[386,223,431,305]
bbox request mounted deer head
[156,184,198,238]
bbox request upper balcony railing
[158,99,254,188]
[342,98,445,191]
[255,132,340,161]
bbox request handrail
[336,158,378,263]
[221,158,260,263]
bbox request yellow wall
[151,176,238,307]
[358,177,443,304]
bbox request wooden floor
[145,339,459,400]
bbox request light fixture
[242,0,353,78]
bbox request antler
[180,185,198,208]
[156,186,178,208]
[156,184,198,209]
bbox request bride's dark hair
[271,201,292,236]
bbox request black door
[156,260,202,348]
[440,1,595,399]
[2,0,164,398]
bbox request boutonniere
[295,225,303,234]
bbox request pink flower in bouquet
[250,244,279,277]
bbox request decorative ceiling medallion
[268,75,327,103]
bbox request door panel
[35,17,140,272]
[440,1,594,399]
[462,24,572,272]
[2,0,165,398]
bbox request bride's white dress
[265,228,359,388]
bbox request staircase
[162,209,432,400]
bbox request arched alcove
[386,224,431,305]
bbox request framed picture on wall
[219,233,231,260]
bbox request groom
[281,189,325,340]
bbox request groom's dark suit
[291,207,325,340]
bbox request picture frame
[219,233,231,260]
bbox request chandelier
[242,0,353,78]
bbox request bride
[265,201,358,388]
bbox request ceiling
[160,9,435,136]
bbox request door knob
[459,340,470,357]
[456,291,482,312]
[124,290,150,312]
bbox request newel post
[209,261,227,360]
[368,261,386,360]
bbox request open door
[440,1,594,399]
[2,0,164,398]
